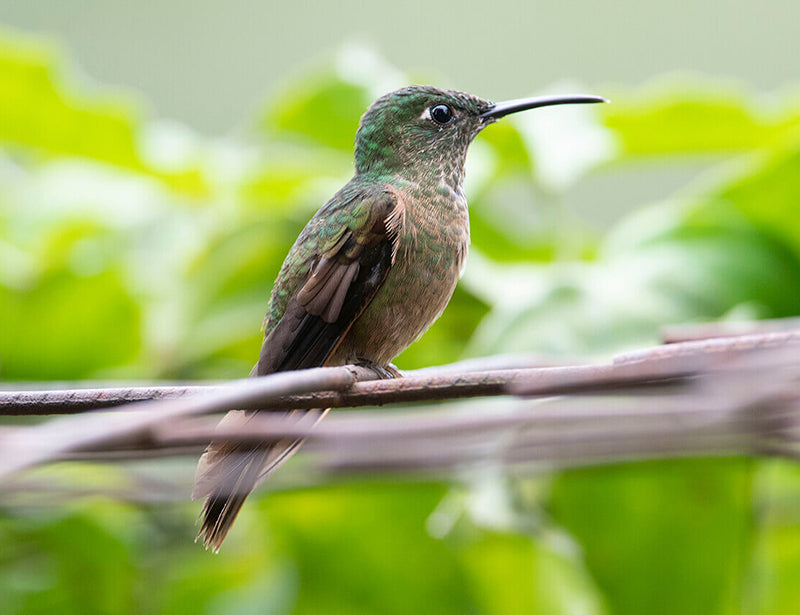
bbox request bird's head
[353,85,606,186]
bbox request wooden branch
[660,317,800,344]
[8,330,799,417]
[0,365,372,480]
[0,329,798,493]
[0,363,671,416]
[49,389,800,480]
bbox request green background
[2,4,800,612]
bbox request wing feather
[194,187,402,551]
[253,189,400,375]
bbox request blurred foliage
[2,31,800,615]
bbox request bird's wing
[254,188,403,375]
[193,188,403,551]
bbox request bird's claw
[356,359,401,379]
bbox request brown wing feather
[194,190,401,551]
[253,190,400,375]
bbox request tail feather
[196,445,270,551]
[193,409,327,552]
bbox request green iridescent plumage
[193,85,607,551]
[262,86,491,341]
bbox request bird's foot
[356,359,402,379]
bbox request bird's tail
[192,409,325,552]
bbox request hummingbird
[193,85,606,551]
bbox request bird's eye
[430,104,454,125]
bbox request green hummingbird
[193,85,606,551]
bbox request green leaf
[603,79,800,156]
[261,76,371,151]
[746,461,800,614]
[260,482,476,615]
[461,531,607,615]
[0,32,208,195]
[0,507,137,615]
[467,193,800,358]
[0,269,140,379]
[549,459,755,615]
[707,133,800,262]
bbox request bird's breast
[333,189,470,366]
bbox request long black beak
[480,94,608,120]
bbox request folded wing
[193,188,402,551]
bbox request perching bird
[193,85,606,551]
